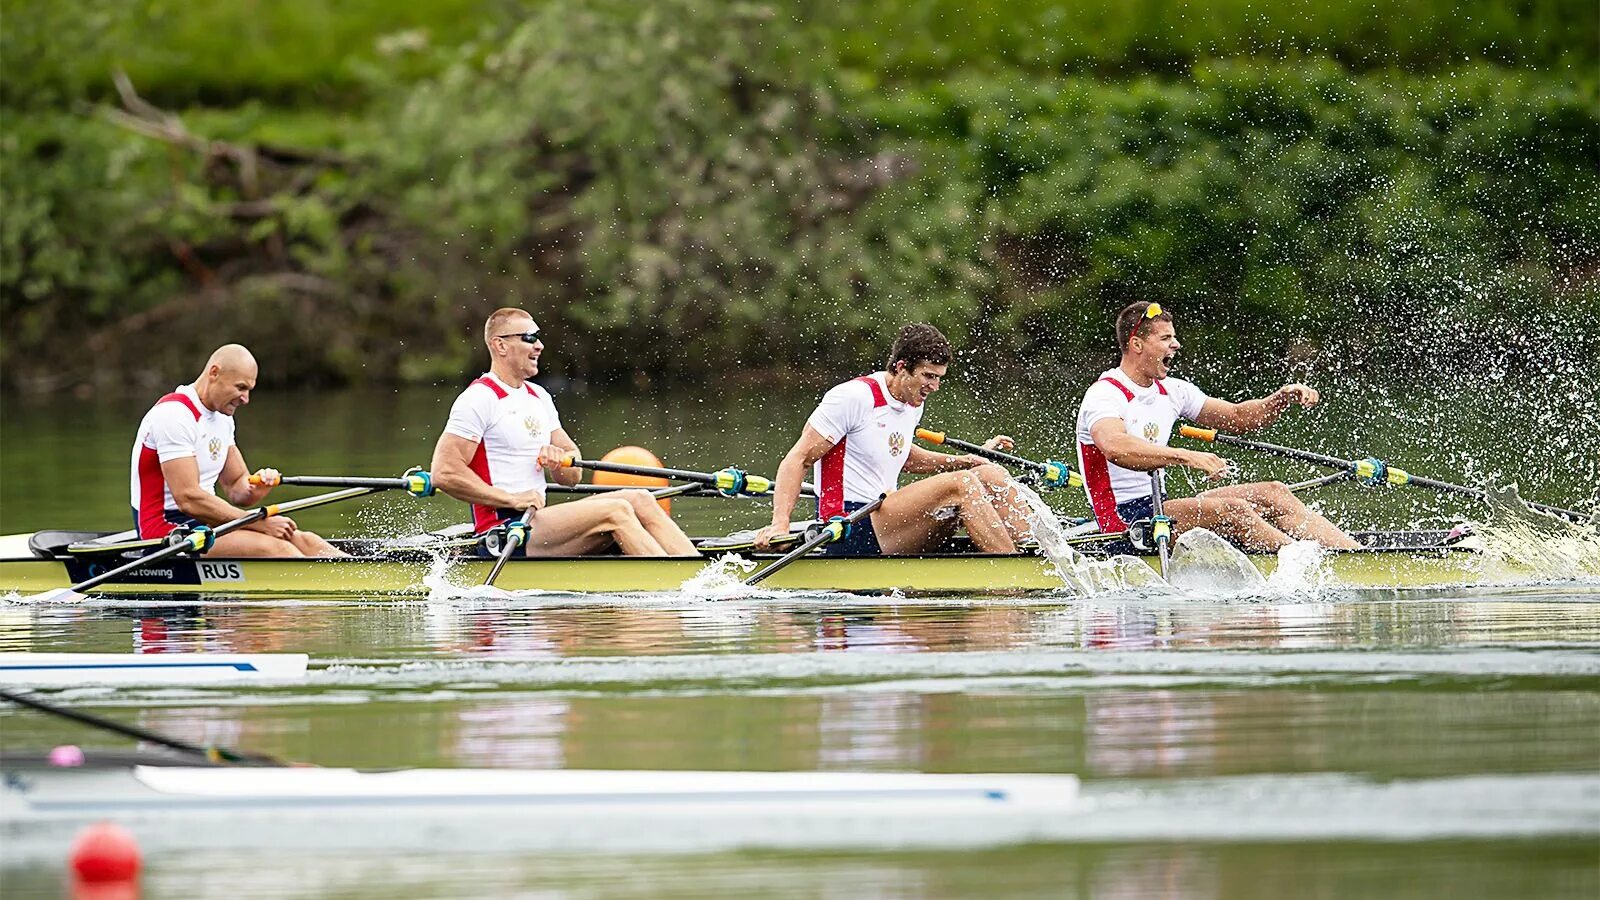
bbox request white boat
[0,653,309,685]
[0,755,1079,825]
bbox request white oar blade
[13,588,89,605]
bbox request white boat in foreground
[0,653,309,685]
[0,756,1079,825]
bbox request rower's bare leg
[1163,496,1293,553]
[873,470,1017,555]
[207,531,306,558]
[615,489,699,556]
[520,495,669,557]
[1199,482,1360,550]
[290,530,347,558]
[972,463,1035,544]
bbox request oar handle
[746,494,886,585]
[914,429,1082,489]
[248,470,435,497]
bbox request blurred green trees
[2,0,1595,391]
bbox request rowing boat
[0,653,308,685]
[0,528,1488,595]
[0,751,1080,825]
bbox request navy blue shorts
[820,501,883,557]
[1116,494,1154,525]
[132,507,202,540]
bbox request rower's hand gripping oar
[745,494,886,586]
[1179,426,1590,523]
[558,456,814,498]
[915,429,1082,490]
[0,687,285,766]
[43,485,399,602]
[248,468,436,496]
[484,507,535,587]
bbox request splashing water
[1167,528,1267,592]
[1472,498,1600,584]
[1009,482,1164,595]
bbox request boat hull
[0,530,1492,595]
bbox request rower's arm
[430,433,537,509]
[768,426,836,530]
[542,429,582,487]
[219,447,272,506]
[1089,419,1210,472]
[903,444,983,474]
[161,456,251,525]
[1193,384,1319,433]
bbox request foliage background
[2,0,1596,393]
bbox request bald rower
[129,344,343,557]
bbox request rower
[753,323,1033,555]
[1074,302,1360,552]
[129,344,343,557]
[429,308,698,557]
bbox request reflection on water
[2,592,1597,897]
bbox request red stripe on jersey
[134,393,204,539]
[136,444,175,538]
[467,441,500,533]
[1097,377,1134,402]
[525,383,539,397]
[818,436,847,519]
[1079,442,1127,533]
[853,376,888,408]
[471,377,509,399]
[1154,379,1167,395]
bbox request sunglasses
[495,330,541,344]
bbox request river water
[1,382,1597,897]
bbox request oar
[40,486,383,602]
[484,508,535,587]
[1178,426,1590,522]
[248,469,435,496]
[548,483,710,499]
[0,687,284,766]
[745,494,886,586]
[559,456,815,498]
[914,429,1082,489]
[1148,470,1172,577]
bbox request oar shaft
[746,494,886,585]
[0,687,279,765]
[67,487,376,594]
[915,429,1082,489]
[565,457,723,486]
[1179,425,1590,522]
[253,475,412,489]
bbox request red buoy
[69,821,142,884]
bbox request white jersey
[1074,368,1208,530]
[443,372,564,532]
[130,384,236,538]
[807,372,924,519]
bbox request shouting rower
[429,308,698,557]
[754,323,1033,555]
[1075,302,1360,551]
[130,344,342,557]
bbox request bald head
[196,344,258,415]
[203,344,258,379]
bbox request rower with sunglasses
[1073,301,1359,552]
[429,307,698,557]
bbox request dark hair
[886,323,952,373]
[1115,302,1173,352]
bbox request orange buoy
[69,821,142,884]
[595,446,672,513]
